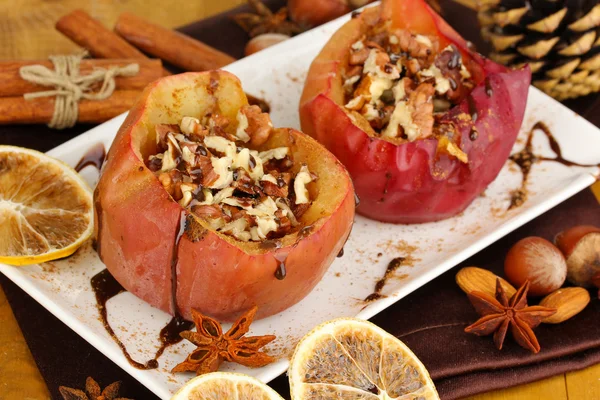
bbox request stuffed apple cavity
[148,108,317,243]
[300,0,531,223]
[95,71,355,321]
[343,26,474,153]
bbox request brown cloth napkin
[1,1,600,399]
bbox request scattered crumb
[377,239,418,255]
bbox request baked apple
[94,71,355,321]
[300,0,531,223]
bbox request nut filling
[343,25,476,161]
[146,105,317,242]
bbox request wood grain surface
[0,287,50,400]
[0,1,598,400]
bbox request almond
[539,287,590,324]
[455,266,517,298]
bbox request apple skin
[299,0,531,223]
[95,71,355,321]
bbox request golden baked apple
[95,71,355,321]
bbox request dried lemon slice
[171,372,284,400]
[289,318,439,400]
[0,146,93,266]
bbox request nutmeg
[504,237,567,296]
[539,287,590,324]
[245,33,290,56]
[555,225,600,287]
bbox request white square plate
[1,6,599,399]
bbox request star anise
[172,306,276,375]
[59,377,132,400]
[465,279,557,353]
[232,0,304,37]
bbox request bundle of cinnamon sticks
[1,9,236,126]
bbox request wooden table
[0,1,599,399]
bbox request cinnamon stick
[0,59,162,97]
[56,9,170,76]
[56,10,146,59]
[115,12,236,72]
[0,91,141,124]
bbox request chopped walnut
[294,165,313,205]
[239,105,274,146]
[342,23,475,163]
[146,110,317,242]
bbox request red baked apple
[95,71,355,321]
[300,0,531,223]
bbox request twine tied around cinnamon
[19,52,139,129]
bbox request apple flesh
[299,0,531,223]
[95,71,355,321]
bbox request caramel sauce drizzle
[91,269,193,370]
[364,257,406,302]
[509,121,599,210]
[274,253,288,280]
[92,187,103,261]
[92,195,192,369]
[171,211,187,316]
[466,95,478,123]
[75,143,106,173]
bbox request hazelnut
[455,266,516,298]
[245,33,290,56]
[504,237,567,296]
[555,225,600,287]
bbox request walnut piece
[342,24,474,163]
[147,109,317,242]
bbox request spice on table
[554,225,600,288]
[56,9,170,76]
[232,0,304,38]
[288,0,376,28]
[0,53,146,129]
[0,59,162,98]
[59,377,132,400]
[245,33,291,56]
[0,90,141,126]
[504,236,567,296]
[172,306,276,375]
[465,279,557,353]
[114,12,236,72]
[56,9,145,59]
[539,287,591,324]
[455,266,516,299]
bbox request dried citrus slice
[171,372,284,400]
[0,146,93,266]
[289,318,439,400]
